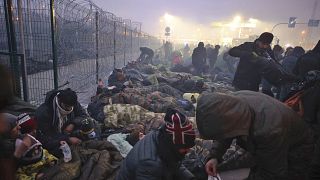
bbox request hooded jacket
[293,40,320,77]
[196,91,313,179]
[35,90,87,157]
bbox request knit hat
[17,113,37,134]
[2,113,17,130]
[258,32,274,44]
[163,108,195,149]
[80,118,94,134]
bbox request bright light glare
[248,18,258,23]
[164,13,174,22]
[233,15,242,22]
[285,43,292,48]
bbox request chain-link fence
[0,0,161,106]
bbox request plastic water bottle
[60,141,72,162]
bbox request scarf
[157,129,185,169]
[53,95,73,133]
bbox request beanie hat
[80,118,94,135]
[164,108,195,149]
[258,32,274,44]
[17,113,37,134]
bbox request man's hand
[14,135,33,158]
[64,124,75,134]
[36,173,44,180]
[205,158,218,176]
[68,137,82,145]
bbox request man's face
[116,71,125,81]
[10,123,20,138]
[178,148,191,155]
[258,41,270,50]
[60,102,74,112]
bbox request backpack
[284,90,304,116]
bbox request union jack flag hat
[164,108,196,148]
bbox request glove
[249,52,263,63]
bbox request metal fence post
[26,0,34,60]
[138,23,141,48]
[5,0,22,98]
[124,25,127,66]
[50,0,58,89]
[17,0,29,101]
[113,20,116,69]
[20,54,28,101]
[130,30,133,61]
[4,0,12,54]
[95,11,99,83]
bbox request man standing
[117,108,196,180]
[293,40,320,77]
[164,41,173,61]
[183,44,191,60]
[280,46,305,101]
[192,42,207,75]
[207,45,220,70]
[229,32,275,91]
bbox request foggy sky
[93,0,319,35]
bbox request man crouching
[116,108,196,180]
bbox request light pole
[300,30,306,46]
[271,23,288,32]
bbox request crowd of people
[1,31,320,180]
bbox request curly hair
[57,88,78,106]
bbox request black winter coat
[140,47,154,57]
[229,41,275,91]
[192,47,207,68]
[293,51,320,77]
[116,130,195,180]
[35,90,87,157]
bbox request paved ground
[219,168,250,180]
